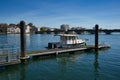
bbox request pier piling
[95,24,99,52]
[20,21,29,63]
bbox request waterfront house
[7,25,31,34]
[14,26,20,33]
[26,25,30,33]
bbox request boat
[48,34,87,49]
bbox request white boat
[48,34,87,49]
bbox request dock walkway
[28,44,110,57]
[0,48,20,66]
[0,53,20,66]
[0,44,110,66]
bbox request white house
[7,25,31,34]
[37,27,41,31]
[14,27,20,33]
[26,25,30,33]
[7,26,20,34]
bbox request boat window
[62,36,65,41]
[69,37,72,40]
[69,37,71,40]
[77,36,78,39]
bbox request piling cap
[20,21,26,27]
[95,24,99,28]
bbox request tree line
[0,22,37,34]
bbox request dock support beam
[95,24,99,52]
[20,21,29,63]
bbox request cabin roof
[55,34,78,37]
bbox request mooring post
[20,21,29,63]
[95,24,99,52]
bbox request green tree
[28,23,33,27]
[40,27,48,31]
[0,23,8,34]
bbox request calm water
[0,34,120,80]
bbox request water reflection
[0,63,28,80]
[94,51,99,80]
[0,65,20,80]
[20,63,27,80]
[0,35,8,48]
[26,34,34,51]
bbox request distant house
[7,26,20,34]
[7,25,31,34]
[14,26,20,33]
[7,27,12,34]
[26,25,30,33]
[37,27,41,31]
[7,26,16,34]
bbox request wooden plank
[29,45,110,57]
[0,60,21,66]
[0,44,110,66]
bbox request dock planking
[0,44,110,66]
[0,60,20,66]
[28,44,110,57]
[0,53,21,66]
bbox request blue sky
[0,0,120,29]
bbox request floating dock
[0,44,110,66]
[28,44,110,57]
[0,53,20,66]
[0,60,20,66]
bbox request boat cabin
[48,34,86,49]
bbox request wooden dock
[28,44,110,57]
[0,53,20,66]
[0,44,110,66]
[0,60,20,66]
